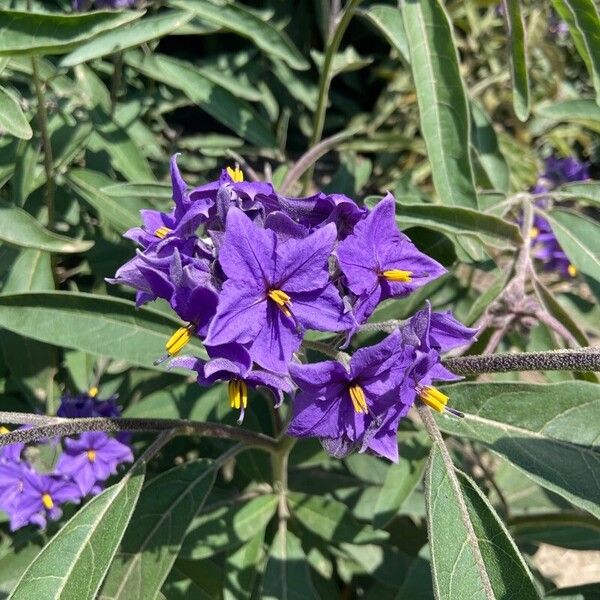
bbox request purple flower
[0,461,29,514]
[287,330,410,461]
[172,344,292,423]
[337,195,446,322]
[205,208,351,373]
[56,432,133,496]
[9,471,80,531]
[73,0,136,10]
[57,389,121,419]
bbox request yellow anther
[87,450,96,463]
[381,269,413,282]
[226,165,244,183]
[267,289,292,318]
[228,380,248,410]
[568,264,577,277]
[88,386,99,398]
[154,324,196,366]
[529,227,539,240]
[42,494,54,510]
[154,226,172,239]
[0,426,10,435]
[418,385,449,413]
[349,384,368,414]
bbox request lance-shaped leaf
[436,381,600,519]
[60,10,193,67]
[169,0,308,70]
[360,4,409,64]
[0,292,207,368]
[9,466,146,600]
[503,0,530,121]
[0,86,32,140]
[544,209,600,282]
[426,445,539,600]
[99,459,217,600]
[0,201,93,253]
[557,182,600,207]
[537,100,600,131]
[0,9,143,56]
[260,528,318,600]
[400,0,478,209]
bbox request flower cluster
[73,0,136,10]
[0,389,132,530]
[111,157,477,461]
[530,155,590,278]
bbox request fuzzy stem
[444,348,600,375]
[0,414,278,453]
[301,0,361,193]
[272,436,296,534]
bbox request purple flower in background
[73,0,136,10]
[9,472,80,531]
[287,330,410,461]
[173,344,293,423]
[56,432,133,496]
[206,208,351,373]
[531,155,590,194]
[337,195,446,323]
[0,461,29,516]
[57,388,121,419]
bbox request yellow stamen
[88,386,99,398]
[87,450,96,462]
[42,493,54,510]
[568,264,577,277]
[228,380,248,410]
[418,386,449,413]
[166,324,195,356]
[154,226,172,239]
[267,289,292,318]
[226,165,244,183]
[381,269,413,282]
[529,227,539,240]
[0,426,10,435]
[349,384,368,414]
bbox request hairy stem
[301,0,361,193]
[0,414,278,453]
[444,347,600,375]
[272,436,296,535]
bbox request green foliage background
[0,0,599,598]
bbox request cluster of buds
[110,157,477,462]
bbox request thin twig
[0,414,278,453]
[444,347,600,375]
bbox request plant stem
[272,436,296,533]
[31,57,55,232]
[110,52,123,116]
[444,347,600,375]
[301,0,361,193]
[0,414,278,453]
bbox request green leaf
[0,292,207,369]
[545,209,600,281]
[66,169,140,231]
[260,528,318,600]
[60,10,193,67]
[224,533,264,600]
[437,381,600,519]
[557,182,600,207]
[0,85,32,140]
[1,248,54,293]
[546,583,600,599]
[537,99,600,130]
[101,182,172,200]
[180,494,278,560]
[9,467,146,600]
[168,0,308,71]
[289,493,388,544]
[552,0,600,106]
[400,0,478,209]
[125,52,276,148]
[503,0,530,121]
[470,101,510,193]
[0,201,93,254]
[426,445,539,600]
[360,4,409,64]
[0,9,143,56]
[366,197,522,245]
[99,460,217,600]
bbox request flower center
[228,379,248,410]
[381,269,413,282]
[348,383,367,414]
[417,385,463,417]
[154,226,172,239]
[42,493,54,510]
[154,323,196,366]
[529,227,539,239]
[226,165,244,182]
[568,264,577,277]
[0,426,10,435]
[87,449,96,462]
[88,386,98,398]
[267,289,292,318]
